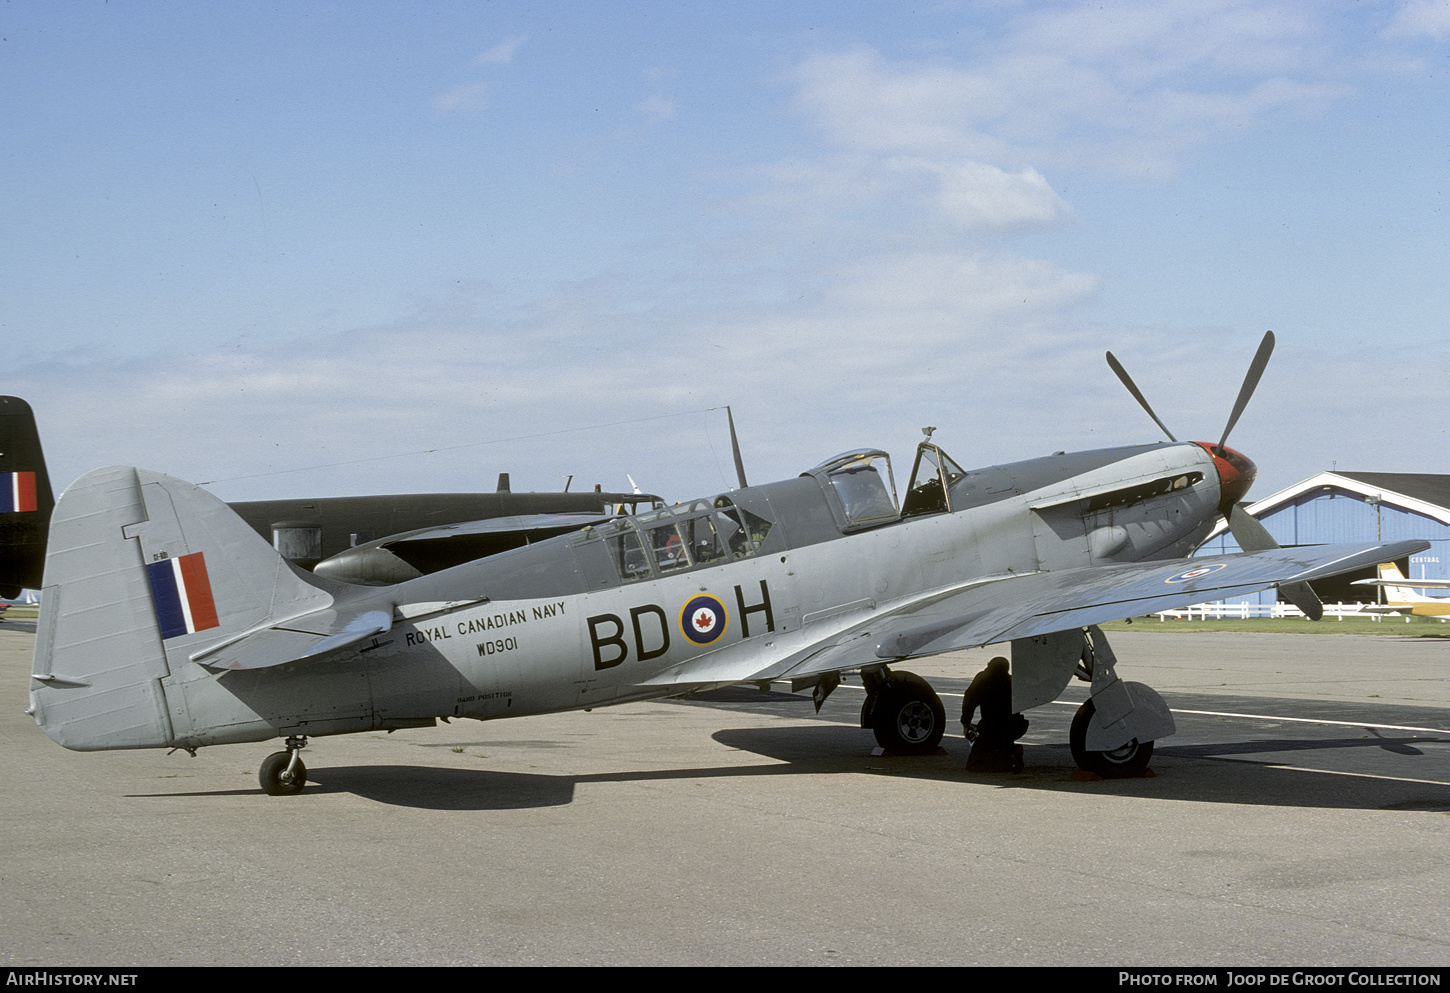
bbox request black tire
[259,751,307,796]
[1069,698,1153,778]
[870,673,946,755]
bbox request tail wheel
[1069,698,1154,778]
[870,673,946,755]
[259,750,308,796]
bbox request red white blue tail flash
[146,553,220,639]
[1,472,37,513]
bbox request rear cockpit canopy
[592,497,775,584]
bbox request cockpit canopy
[803,449,900,531]
[803,441,970,530]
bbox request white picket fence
[1154,602,1446,622]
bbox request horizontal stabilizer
[191,606,393,670]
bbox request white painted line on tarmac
[1049,700,1449,735]
[1212,760,1450,788]
[1168,708,1449,735]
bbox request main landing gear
[1069,698,1152,778]
[1068,626,1174,779]
[259,736,308,796]
[860,668,946,755]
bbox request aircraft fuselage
[151,440,1226,749]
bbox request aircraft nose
[1195,442,1257,516]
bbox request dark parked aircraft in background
[0,395,661,594]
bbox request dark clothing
[962,658,1027,772]
[962,659,1012,732]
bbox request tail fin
[0,397,55,598]
[1376,562,1432,605]
[31,466,337,750]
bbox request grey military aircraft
[0,395,661,594]
[27,333,1428,793]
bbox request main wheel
[871,673,946,755]
[259,751,308,796]
[1069,699,1153,778]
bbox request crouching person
[962,656,1028,772]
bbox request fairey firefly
[28,333,1428,793]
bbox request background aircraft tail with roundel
[0,396,55,599]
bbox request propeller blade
[1226,502,1277,552]
[1214,330,1275,456]
[1106,351,1177,442]
[1278,581,1324,622]
[1227,502,1323,620]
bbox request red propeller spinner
[1195,442,1257,517]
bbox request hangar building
[1194,471,1450,608]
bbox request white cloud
[824,251,1096,319]
[1006,1,1322,80]
[430,82,490,114]
[474,35,528,66]
[1384,1,1450,41]
[12,268,1442,513]
[789,6,1347,177]
[3,248,1098,503]
[889,158,1071,230]
[638,95,675,123]
[792,49,1005,160]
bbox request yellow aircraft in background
[1355,563,1450,618]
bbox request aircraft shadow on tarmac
[128,768,580,808]
[297,730,885,810]
[115,687,1450,811]
[707,724,1450,813]
[290,759,847,810]
[132,720,1446,813]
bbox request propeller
[1106,330,1323,620]
[1107,329,1274,455]
[1106,351,1177,443]
[1213,329,1274,458]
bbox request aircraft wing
[383,513,614,541]
[314,512,616,584]
[647,539,1430,687]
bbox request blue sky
[4,1,1448,505]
